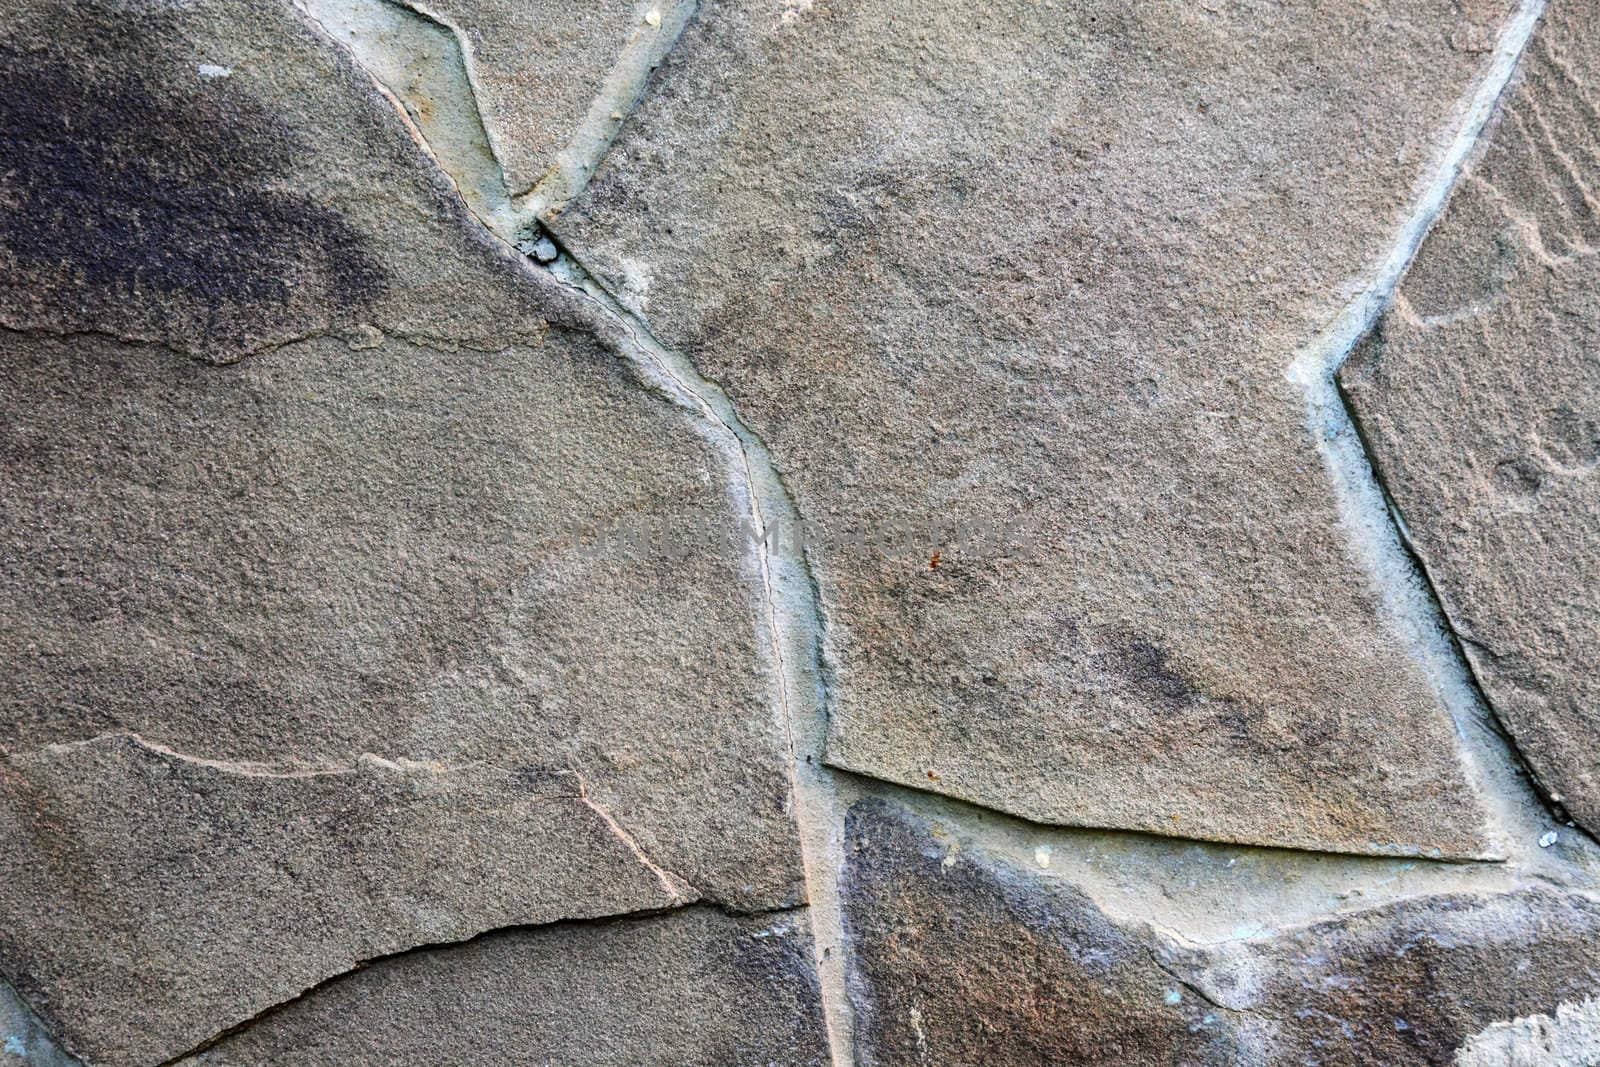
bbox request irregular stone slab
[841,798,1243,1064]
[554,0,1524,855]
[174,907,830,1066]
[0,735,686,1065]
[1338,1,1600,835]
[842,798,1600,1066]
[0,0,802,1060]
[1202,887,1600,1064]
[1,982,76,1067]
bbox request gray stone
[1202,886,1600,1064]
[1339,0,1600,836]
[842,798,1600,1066]
[173,907,830,1066]
[1457,998,1600,1067]
[841,798,1242,1065]
[553,0,1527,857]
[0,735,687,1064]
[427,0,688,201]
[0,0,803,1061]
[1,982,76,1067]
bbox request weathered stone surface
[175,907,830,1066]
[553,0,1522,855]
[1204,888,1600,1064]
[843,798,1600,1066]
[425,0,687,199]
[1457,997,1600,1067]
[8,0,1600,1062]
[841,798,1242,1065]
[0,735,688,1064]
[1,982,74,1067]
[1339,0,1600,836]
[0,0,803,1061]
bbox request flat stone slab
[552,0,1521,856]
[0,0,803,1060]
[0,736,689,1063]
[1339,0,1600,837]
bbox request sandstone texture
[1,0,803,1061]
[5,0,1600,1063]
[1340,0,1600,837]
[553,0,1522,857]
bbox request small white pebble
[197,63,232,78]
[1164,989,1183,1006]
[1033,845,1052,868]
[644,8,661,26]
[1539,830,1559,848]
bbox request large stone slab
[426,0,689,199]
[841,798,1242,1064]
[552,0,1525,856]
[174,907,830,1066]
[1339,0,1600,835]
[842,798,1600,1066]
[0,0,802,1061]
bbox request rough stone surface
[843,798,1600,1066]
[1457,997,1600,1067]
[841,798,1243,1065]
[1339,0,1600,836]
[554,0,1519,856]
[1,983,75,1067]
[0,735,688,1064]
[425,0,682,198]
[173,907,830,1066]
[7,0,1600,1063]
[1204,886,1600,1064]
[0,0,803,1062]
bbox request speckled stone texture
[1,0,804,1062]
[6,0,1600,1064]
[552,0,1521,857]
[1341,0,1600,838]
[843,799,1600,1066]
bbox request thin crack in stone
[0,323,331,365]
[570,764,699,905]
[148,903,768,1067]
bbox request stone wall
[3,0,1598,1063]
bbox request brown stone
[1339,0,1600,836]
[553,0,1523,857]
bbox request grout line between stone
[1285,0,1559,864]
